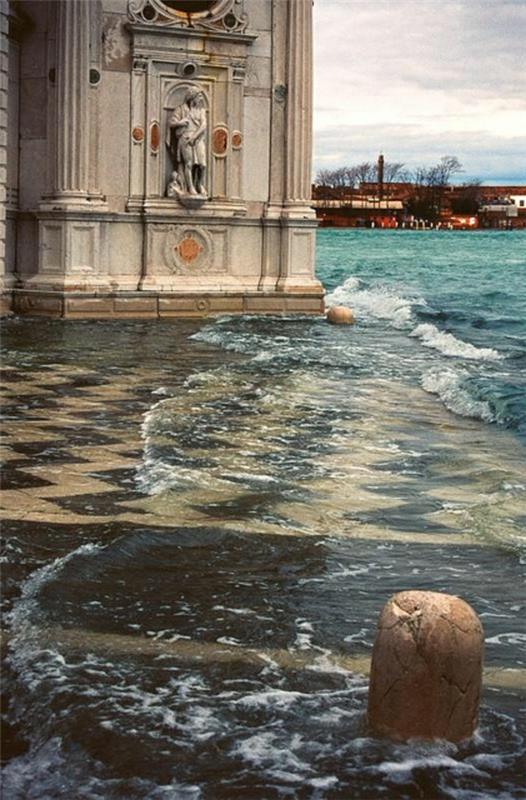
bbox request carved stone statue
[166,88,207,198]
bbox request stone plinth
[11,289,324,319]
[367,591,484,742]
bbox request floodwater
[1,230,525,798]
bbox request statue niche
[165,86,208,200]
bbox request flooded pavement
[1,311,525,799]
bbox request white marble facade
[2,0,323,317]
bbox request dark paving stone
[65,411,140,430]
[87,467,139,490]
[0,405,33,420]
[40,426,122,447]
[0,370,30,383]
[10,440,81,456]
[2,396,61,415]
[0,468,55,490]
[7,442,90,466]
[67,375,112,389]
[117,450,144,459]
[48,490,147,516]
[193,490,288,519]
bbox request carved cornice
[128,0,248,34]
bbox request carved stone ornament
[163,225,213,274]
[212,127,228,156]
[166,86,208,200]
[150,121,161,153]
[127,0,248,33]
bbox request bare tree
[314,165,362,190]
[382,161,408,202]
[355,162,375,185]
[315,168,337,187]
[406,156,463,220]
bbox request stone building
[1,0,323,317]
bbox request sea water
[1,230,525,798]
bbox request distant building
[312,181,526,229]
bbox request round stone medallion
[166,226,212,274]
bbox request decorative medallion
[132,126,144,143]
[127,0,249,33]
[212,127,228,156]
[231,131,242,149]
[164,225,213,274]
[177,236,203,264]
[150,121,160,153]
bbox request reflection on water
[1,310,525,798]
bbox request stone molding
[128,0,249,35]
[0,0,8,286]
[11,289,324,318]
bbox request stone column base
[10,289,325,319]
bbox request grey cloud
[313,0,526,182]
[314,123,526,184]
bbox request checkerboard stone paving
[0,363,174,527]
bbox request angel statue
[166,88,207,198]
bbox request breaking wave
[325,277,416,328]
[411,323,504,361]
[421,369,495,422]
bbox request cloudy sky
[313,0,526,184]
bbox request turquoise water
[319,229,526,438]
[2,230,526,798]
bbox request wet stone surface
[1,314,525,798]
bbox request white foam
[231,731,312,778]
[326,277,416,328]
[422,369,494,423]
[377,754,485,780]
[485,632,526,645]
[411,323,503,361]
[233,689,304,710]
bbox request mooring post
[367,590,484,742]
[326,305,355,325]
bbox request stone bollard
[326,305,355,325]
[367,591,484,742]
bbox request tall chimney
[377,153,384,201]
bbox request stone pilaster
[29,0,107,291]
[39,0,103,208]
[276,0,320,295]
[283,0,314,212]
[53,0,90,203]
[0,0,8,299]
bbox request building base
[7,289,325,319]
